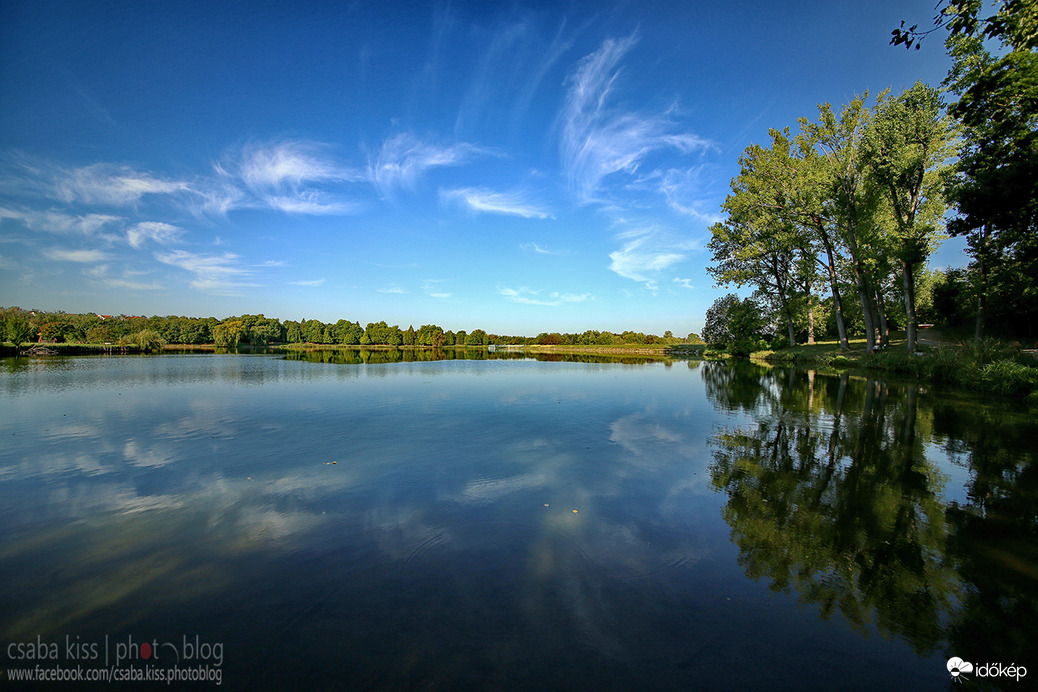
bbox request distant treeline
[0,307,702,349]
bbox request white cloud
[43,247,109,263]
[520,242,564,255]
[1,207,122,236]
[377,285,408,294]
[498,286,591,306]
[55,163,192,206]
[85,265,165,291]
[608,227,696,285]
[655,168,723,224]
[673,277,694,290]
[560,36,711,203]
[289,278,325,287]
[127,221,181,248]
[222,140,362,215]
[368,133,484,198]
[154,250,258,294]
[440,187,551,219]
[422,280,452,299]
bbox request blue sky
[0,0,960,336]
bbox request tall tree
[862,82,955,352]
[894,1,1038,339]
[800,95,887,351]
[709,135,816,347]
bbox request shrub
[119,329,167,353]
[957,337,1019,366]
[816,353,853,368]
[974,359,1038,396]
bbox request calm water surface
[1,354,1035,690]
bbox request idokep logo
[947,656,1028,683]
[947,657,974,682]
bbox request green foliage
[976,359,1038,395]
[863,336,1038,398]
[118,329,167,353]
[213,320,246,348]
[3,308,37,345]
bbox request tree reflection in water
[705,361,1037,667]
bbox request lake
[1,354,1034,690]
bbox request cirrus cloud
[560,35,712,204]
[440,187,551,219]
[498,286,591,306]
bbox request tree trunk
[817,228,849,350]
[975,224,990,341]
[840,206,877,351]
[806,297,816,344]
[902,258,918,352]
[875,288,889,347]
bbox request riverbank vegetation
[0,306,701,353]
[703,0,1037,356]
[699,1,1038,401]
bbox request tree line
[704,0,1037,353]
[0,307,700,349]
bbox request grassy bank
[750,334,1038,405]
[524,344,672,356]
[1,342,152,355]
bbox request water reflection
[2,355,1034,689]
[707,363,1038,668]
[283,347,672,365]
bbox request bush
[957,337,1020,366]
[119,329,167,353]
[726,337,767,358]
[974,359,1038,396]
[751,350,797,364]
[815,353,853,368]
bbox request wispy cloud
[440,187,551,219]
[498,286,591,306]
[560,35,711,203]
[520,242,564,255]
[673,277,694,290]
[368,133,485,198]
[608,227,696,286]
[422,279,452,299]
[55,164,192,206]
[654,168,723,224]
[127,221,181,248]
[220,140,362,215]
[1,207,122,236]
[377,285,408,294]
[43,247,109,263]
[154,250,258,295]
[86,265,164,291]
[289,278,325,287]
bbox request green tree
[709,132,820,347]
[894,1,1038,338]
[702,294,766,354]
[85,325,112,343]
[284,320,303,344]
[702,294,741,346]
[862,82,955,352]
[213,320,246,348]
[338,320,363,345]
[799,95,888,351]
[3,308,37,345]
[121,329,167,353]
